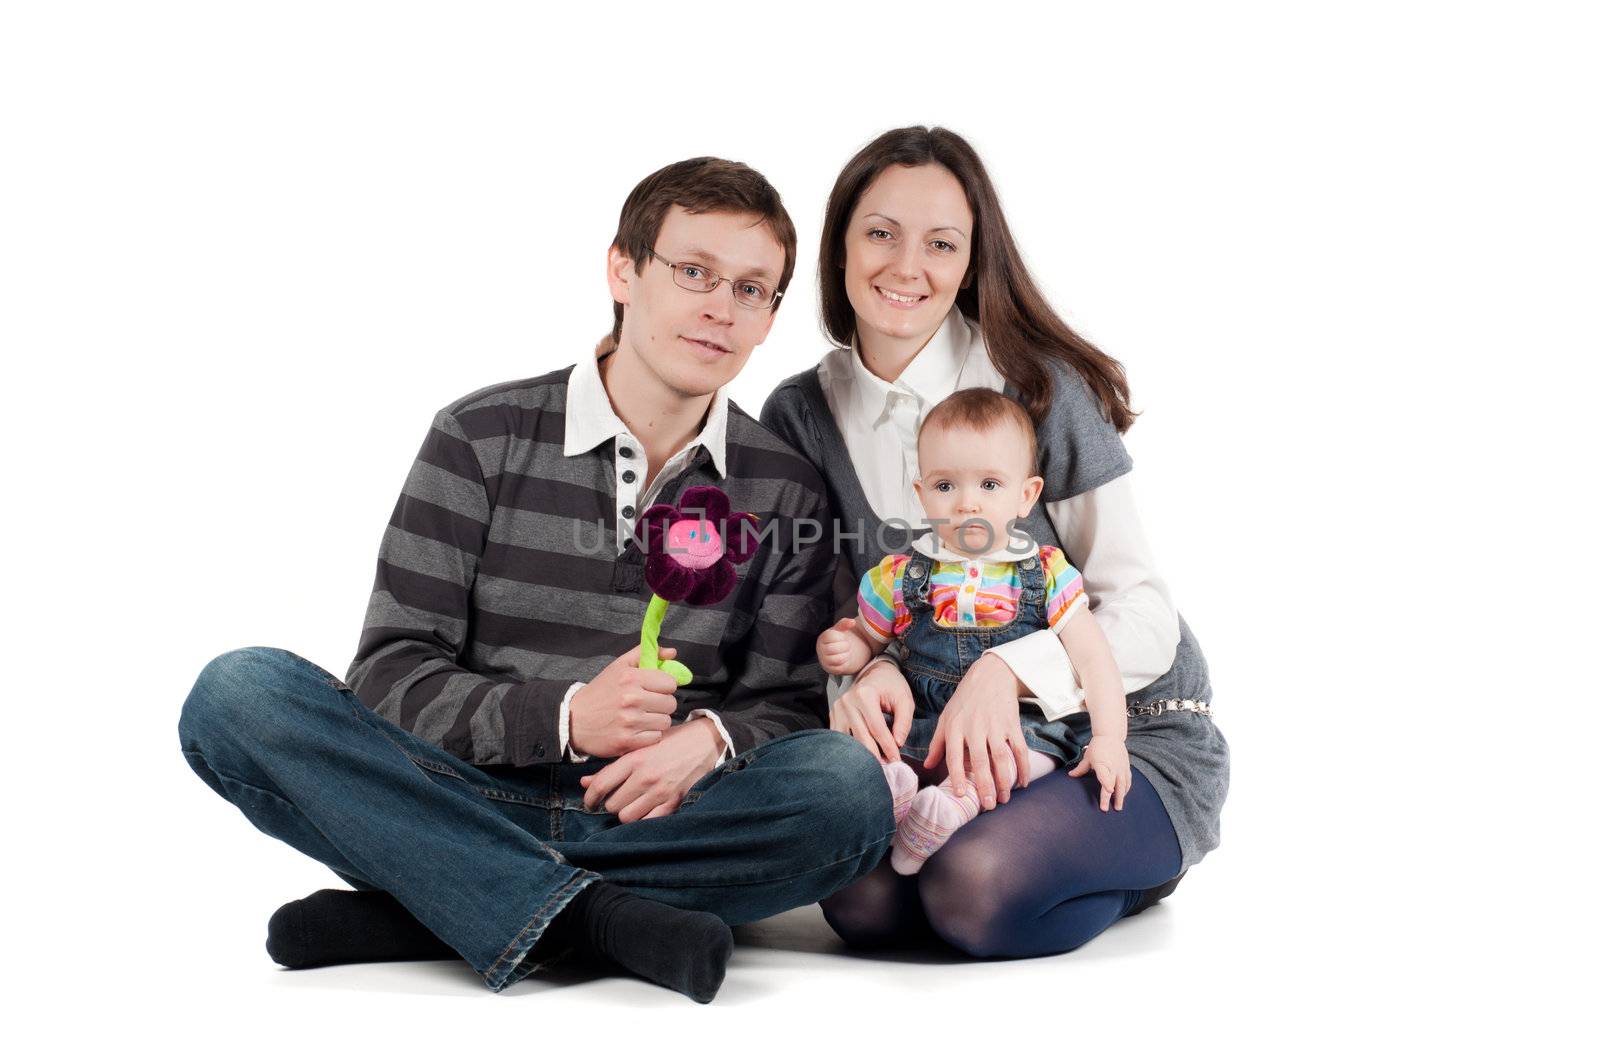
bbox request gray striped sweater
[344,367,837,766]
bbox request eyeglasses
[644,247,783,310]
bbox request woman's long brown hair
[818,127,1136,432]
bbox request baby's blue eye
[689,530,697,540]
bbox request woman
[759,126,1229,957]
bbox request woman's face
[842,163,974,358]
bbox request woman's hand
[829,657,914,763]
[925,653,1032,810]
[1068,736,1133,811]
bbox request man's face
[607,206,785,399]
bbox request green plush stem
[640,593,693,686]
[639,595,667,668]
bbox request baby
[817,388,1132,874]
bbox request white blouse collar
[847,307,976,427]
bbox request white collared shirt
[563,345,730,545]
[556,349,735,763]
[834,310,996,514]
[818,308,1181,718]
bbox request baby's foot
[882,759,918,824]
[890,784,981,875]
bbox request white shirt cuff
[686,709,735,764]
[559,681,590,762]
[983,630,1085,721]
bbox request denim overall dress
[894,546,1091,769]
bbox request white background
[4,1,1596,1057]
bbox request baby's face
[914,421,1044,557]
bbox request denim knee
[761,729,896,853]
[178,646,328,754]
[813,729,894,803]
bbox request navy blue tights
[821,765,1182,957]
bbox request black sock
[266,882,732,1003]
[541,881,733,1004]
[266,888,456,969]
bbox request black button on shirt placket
[617,442,641,533]
[614,452,643,589]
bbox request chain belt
[1128,698,1212,717]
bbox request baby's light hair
[917,388,1039,474]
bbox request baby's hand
[1067,736,1133,812]
[816,617,873,676]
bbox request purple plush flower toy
[632,484,760,686]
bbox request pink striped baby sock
[889,751,1058,874]
[883,758,918,824]
[890,782,981,875]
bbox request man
[178,158,893,1004]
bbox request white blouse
[817,309,1180,720]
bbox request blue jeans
[178,647,894,991]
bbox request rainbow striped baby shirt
[857,545,1087,641]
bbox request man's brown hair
[918,387,1039,475]
[599,157,797,355]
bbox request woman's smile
[874,285,929,307]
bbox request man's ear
[606,245,635,306]
[1018,474,1044,515]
